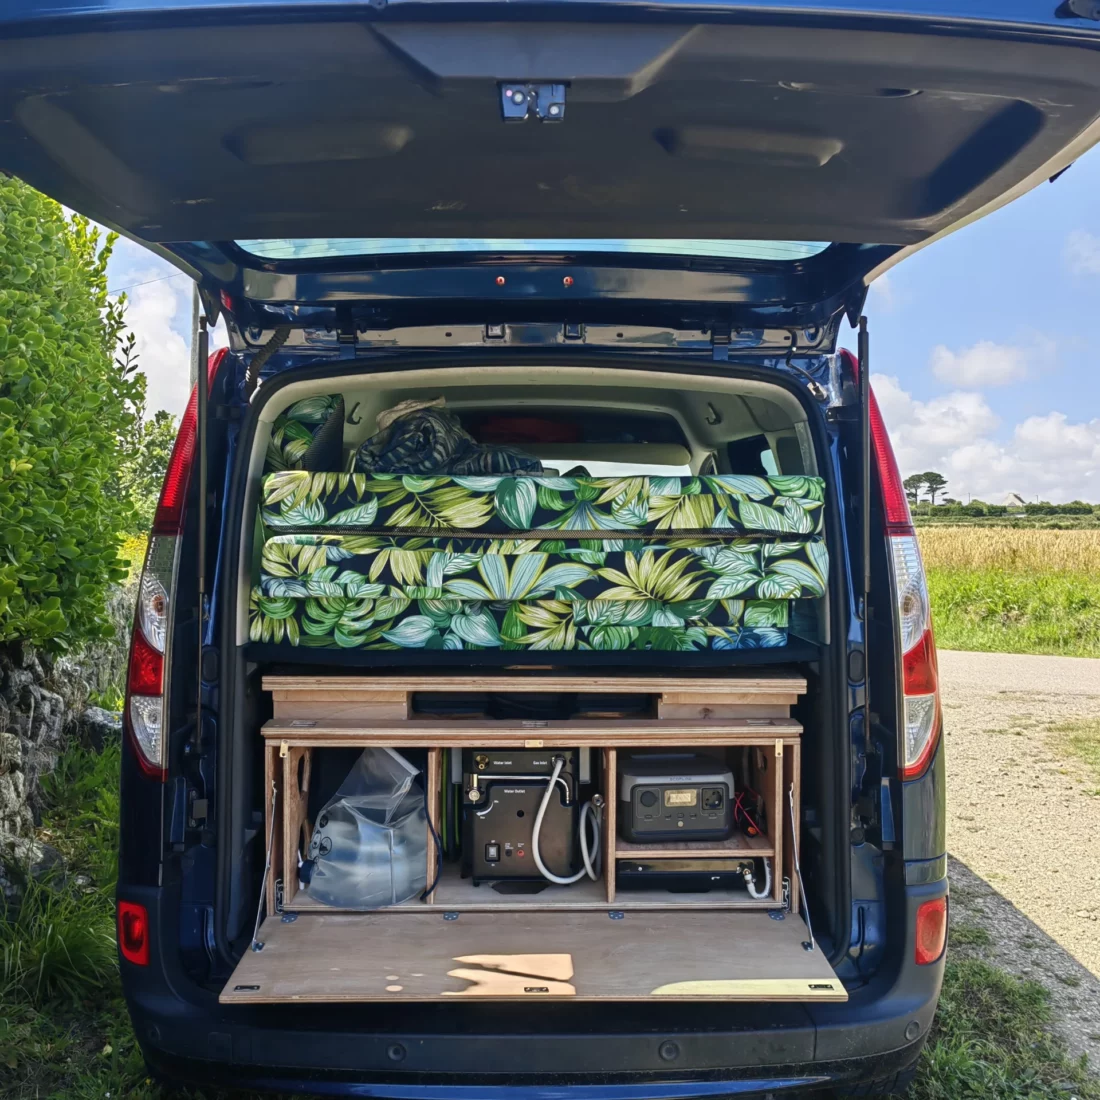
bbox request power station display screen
[664,789,697,807]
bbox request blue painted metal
[3,0,1100,345]
[244,1077,831,1098]
[0,0,1094,30]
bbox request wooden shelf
[615,832,772,859]
[264,673,807,695]
[284,863,780,913]
[262,717,802,748]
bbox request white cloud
[1065,229,1100,275]
[115,270,193,417]
[873,374,1100,502]
[929,340,1030,387]
[867,272,898,312]
[107,237,230,417]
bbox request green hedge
[0,179,141,651]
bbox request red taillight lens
[869,389,913,532]
[127,628,163,696]
[903,628,939,697]
[840,347,942,780]
[915,897,948,965]
[118,900,150,966]
[840,348,914,532]
[152,347,227,536]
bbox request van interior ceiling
[215,358,851,1006]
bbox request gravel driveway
[940,649,1100,1065]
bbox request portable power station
[618,752,734,843]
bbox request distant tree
[923,471,948,505]
[120,408,179,533]
[902,474,925,504]
[942,497,959,505]
[110,333,180,533]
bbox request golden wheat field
[917,526,1100,573]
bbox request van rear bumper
[122,882,944,1096]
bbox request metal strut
[858,316,872,613]
[858,316,873,756]
[251,780,278,952]
[193,316,209,758]
[788,781,815,953]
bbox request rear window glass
[236,238,830,262]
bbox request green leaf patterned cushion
[261,470,826,536]
[259,535,827,603]
[251,469,828,653]
[249,588,793,652]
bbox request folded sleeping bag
[249,471,828,653]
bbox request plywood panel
[657,703,790,720]
[660,692,797,705]
[286,864,775,913]
[261,717,802,748]
[280,746,311,908]
[220,909,844,1004]
[424,748,441,906]
[263,744,282,917]
[615,832,772,859]
[264,674,807,696]
[603,748,617,905]
[273,701,410,722]
[785,741,802,916]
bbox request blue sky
[107,147,1100,503]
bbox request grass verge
[926,568,1100,658]
[912,958,1099,1099]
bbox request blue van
[3,2,1099,1095]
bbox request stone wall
[0,580,134,856]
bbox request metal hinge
[336,312,358,358]
[1062,0,1100,20]
[187,794,208,828]
[711,323,731,362]
[274,879,285,914]
[782,876,792,911]
[500,83,566,122]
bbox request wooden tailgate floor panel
[221,910,846,1004]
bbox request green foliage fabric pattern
[265,395,344,472]
[251,469,828,652]
[261,470,826,536]
[250,589,793,652]
[0,179,140,650]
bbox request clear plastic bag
[302,748,427,909]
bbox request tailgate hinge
[1061,1,1100,20]
[710,323,731,362]
[336,311,358,358]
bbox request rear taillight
[118,900,150,966]
[915,897,948,965]
[843,348,943,782]
[870,387,942,780]
[123,348,226,780]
